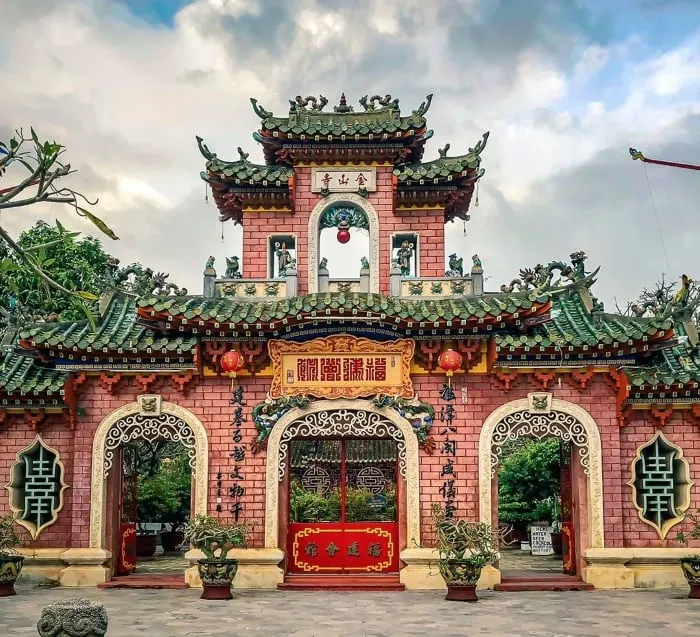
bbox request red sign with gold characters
[268,336,414,399]
[288,523,398,574]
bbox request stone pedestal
[185,548,284,589]
[58,549,111,587]
[583,548,696,589]
[398,548,501,590]
[37,598,108,637]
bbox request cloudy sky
[2,0,699,308]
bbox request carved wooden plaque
[268,335,414,399]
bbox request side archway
[264,399,420,548]
[478,396,604,548]
[89,398,209,549]
[308,193,380,293]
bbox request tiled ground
[499,548,563,574]
[136,552,189,574]
[3,587,698,636]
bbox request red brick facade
[241,167,445,295]
[3,372,698,554]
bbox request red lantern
[337,228,351,244]
[220,350,244,374]
[438,349,462,387]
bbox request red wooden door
[287,439,399,574]
[560,441,576,575]
[116,445,138,576]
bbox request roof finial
[438,143,450,158]
[333,93,354,113]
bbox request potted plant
[677,509,700,599]
[432,504,498,602]
[184,514,247,600]
[0,514,24,597]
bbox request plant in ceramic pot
[676,509,700,599]
[184,514,247,600]
[0,514,24,597]
[432,504,498,602]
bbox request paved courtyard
[2,587,699,636]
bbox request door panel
[117,444,138,576]
[287,438,399,574]
[560,440,576,575]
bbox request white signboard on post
[530,525,554,556]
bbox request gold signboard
[268,336,414,400]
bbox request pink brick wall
[4,369,698,555]
[0,414,76,549]
[620,412,700,548]
[413,374,624,547]
[241,166,446,295]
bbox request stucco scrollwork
[103,413,197,477]
[490,410,590,478]
[308,193,380,293]
[278,409,407,481]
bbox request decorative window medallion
[627,431,693,539]
[6,436,68,539]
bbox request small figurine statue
[275,242,294,277]
[445,253,464,277]
[472,254,482,269]
[204,256,216,276]
[225,256,241,279]
[319,257,329,271]
[360,256,370,270]
[396,240,414,276]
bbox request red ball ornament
[438,349,462,375]
[220,350,243,375]
[337,228,351,244]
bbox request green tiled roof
[624,319,700,388]
[394,134,488,184]
[251,94,431,137]
[138,290,550,326]
[19,293,198,355]
[291,439,397,468]
[495,292,673,351]
[197,136,294,185]
[0,349,66,398]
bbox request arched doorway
[308,193,380,294]
[264,399,419,587]
[89,396,209,580]
[478,394,604,582]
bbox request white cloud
[0,0,699,308]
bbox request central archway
[308,193,380,293]
[264,399,420,549]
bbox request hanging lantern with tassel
[220,350,245,388]
[438,348,462,387]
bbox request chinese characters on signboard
[295,356,388,383]
[269,336,414,400]
[438,383,457,518]
[311,168,377,193]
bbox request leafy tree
[137,452,192,533]
[0,128,118,312]
[616,274,699,328]
[498,438,561,527]
[0,220,118,321]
